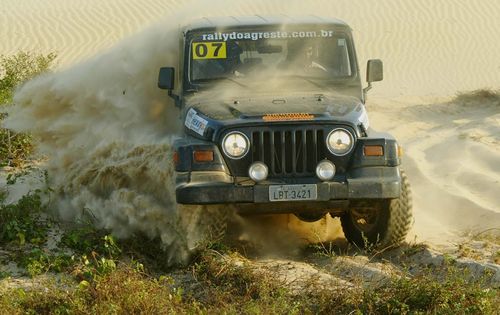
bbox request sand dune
[369,96,500,243]
[2,0,500,97]
[1,0,499,247]
[0,0,183,66]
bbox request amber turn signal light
[173,151,179,165]
[364,145,384,156]
[397,145,404,157]
[193,150,214,162]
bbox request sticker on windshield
[192,42,227,59]
[185,108,196,128]
[185,108,208,136]
[199,30,335,41]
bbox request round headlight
[249,162,268,182]
[222,132,249,159]
[326,128,354,156]
[316,160,336,181]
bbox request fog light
[249,162,268,182]
[316,160,336,181]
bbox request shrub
[0,52,56,104]
[0,191,48,246]
[0,52,56,166]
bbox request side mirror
[366,59,383,83]
[158,67,175,90]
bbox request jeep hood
[186,92,363,120]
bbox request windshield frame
[182,25,360,93]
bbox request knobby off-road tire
[178,204,231,252]
[340,170,413,248]
[206,205,231,243]
[163,205,231,267]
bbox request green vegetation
[456,229,500,263]
[1,246,498,314]
[0,52,56,104]
[357,268,497,314]
[0,266,188,315]
[0,172,66,278]
[0,191,48,246]
[0,174,499,313]
[0,52,57,167]
[0,170,52,246]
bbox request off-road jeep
[158,16,412,248]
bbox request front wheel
[177,204,232,252]
[340,170,413,248]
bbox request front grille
[251,128,326,176]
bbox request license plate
[269,184,317,202]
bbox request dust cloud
[4,9,194,264]
[230,214,345,257]
[4,0,499,264]
[3,1,354,264]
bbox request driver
[279,40,327,72]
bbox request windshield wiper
[197,77,248,88]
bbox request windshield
[188,28,355,86]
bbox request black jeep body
[159,16,411,247]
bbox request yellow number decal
[192,42,227,60]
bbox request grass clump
[0,52,56,167]
[469,228,500,245]
[0,266,190,315]
[86,266,188,314]
[1,246,498,314]
[192,250,302,314]
[357,268,498,314]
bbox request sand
[2,0,500,97]
[370,96,500,244]
[1,0,499,246]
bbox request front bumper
[176,166,401,205]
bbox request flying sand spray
[4,1,352,264]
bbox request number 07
[192,42,227,60]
